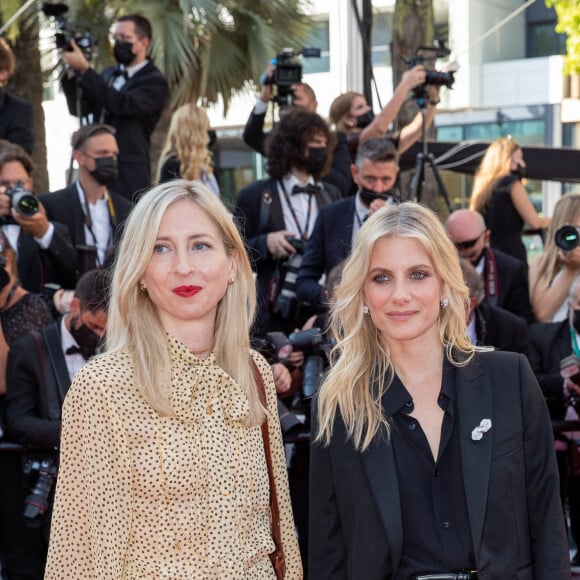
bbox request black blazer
[475,300,529,354]
[296,196,356,307]
[6,321,70,450]
[484,248,533,324]
[16,225,78,293]
[234,177,340,333]
[39,182,133,278]
[62,62,169,200]
[527,319,571,421]
[0,92,34,154]
[309,351,569,579]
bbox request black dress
[481,175,527,266]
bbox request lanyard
[279,180,314,240]
[483,248,498,299]
[570,326,580,358]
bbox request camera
[561,354,580,386]
[285,236,306,254]
[555,225,580,251]
[76,244,98,275]
[263,48,321,107]
[0,182,39,225]
[22,456,58,526]
[42,2,97,61]
[408,41,455,103]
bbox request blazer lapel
[361,430,403,571]
[456,357,493,556]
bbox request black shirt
[384,359,476,579]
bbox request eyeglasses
[454,231,485,250]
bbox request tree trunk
[10,13,49,194]
[392,0,444,214]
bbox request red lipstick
[172,285,201,297]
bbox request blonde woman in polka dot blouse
[45,181,302,579]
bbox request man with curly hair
[234,108,341,336]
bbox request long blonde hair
[530,193,580,291]
[107,180,264,425]
[470,137,521,214]
[157,104,212,182]
[316,202,475,451]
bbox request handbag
[251,359,287,579]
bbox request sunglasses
[454,231,485,250]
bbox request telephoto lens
[554,225,580,251]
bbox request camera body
[409,41,455,103]
[42,2,96,61]
[264,47,321,107]
[22,456,58,525]
[285,235,306,254]
[555,225,580,251]
[561,354,580,385]
[0,183,39,225]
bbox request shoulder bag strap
[251,358,286,579]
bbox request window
[371,11,392,67]
[528,22,566,58]
[302,19,330,74]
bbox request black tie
[65,345,82,356]
[292,184,320,196]
[112,67,128,80]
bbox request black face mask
[359,187,398,207]
[305,147,328,176]
[572,309,580,335]
[113,40,135,66]
[356,110,375,129]
[511,164,526,179]
[70,317,101,360]
[90,156,118,187]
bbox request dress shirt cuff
[254,99,268,115]
[34,221,54,249]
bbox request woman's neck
[389,336,444,389]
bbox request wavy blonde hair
[317,202,475,451]
[157,104,212,182]
[470,137,521,214]
[530,193,580,292]
[107,180,264,425]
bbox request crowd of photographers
[0,9,580,577]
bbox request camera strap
[279,180,313,240]
[483,247,498,306]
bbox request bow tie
[112,67,128,80]
[292,184,320,196]
[65,345,83,356]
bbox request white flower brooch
[471,418,492,441]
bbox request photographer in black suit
[446,209,534,323]
[0,143,77,294]
[39,124,132,281]
[61,14,169,201]
[234,108,341,336]
[1,270,108,579]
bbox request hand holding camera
[266,230,299,260]
[560,354,580,395]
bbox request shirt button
[442,521,450,529]
[408,422,417,431]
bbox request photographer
[0,38,34,154]
[234,108,341,337]
[0,142,78,294]
[243,59,353,197]
[2,270,108,578]
[61,14,169,201]
[39,124,133,280]
[528,275,580,571]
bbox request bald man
[446,209,534,323]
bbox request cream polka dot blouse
[45,336,302,579]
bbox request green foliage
[546,0,580,73]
